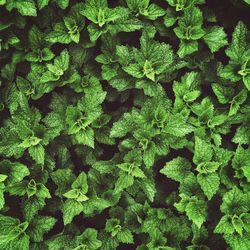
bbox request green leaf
[114,171,134,193]
[37,0,49,9]
[183,90,201,103]
[1,2,250,249]
[76,228,102,249]
[110,112,136,138]
[218,64,241,82]
[164,114,194,137]
[75,127,95,148]
[87,23,103,41]
[180,6,203,27]
[214,215,235,235]
[0,160,30,185]
[23,196,46,221]
[243,74,250,91]
[146,4,166,20]
[63,17,81,43]
[164,8,177,27]
[229,89,248,116]
[132,167,146,178]
[143,143,156,168]
[126,0,149,11]
[19,136,41,148]
[211,83,234,104]
[160,157,192,182]
[28,216,56,242]
[0,215,19,235]
[220,187,249,215]
[179,173,200,197]
[123,64,144,79]
[41,48,55,61]
[232,215,244,236]
[143,60,155,81]
[140,178,156,202]
[28,144,45,165]
[72,172,88,194]
[241,213,250,232]
[115,45,130,65]
[62,199,83,225]
[6,182,27,196]
[92,160,115,174]
[196,162,221,173]
[226,21,249,63]
[178,40,198,58]
[203,26,228,53]
[136,80,162,97]
[36,183,51,199]
[116,228,134,244]
[197,172,220,200]
[117,163,145,178]
[111,17,143,32]
[232,145,250,179]
[63,189,79,199]
[224,233,250,250]
[51,169,75,196]
[193,137,213,165]
[6,0,37,16]
[243,165,250,182]
[46,235,75,250]
[46,23,72,44]
[55,49,69,72]
[0,174,7,182]
[185,197,207,228]
[81,0,107,24]
[0,183,5,209]
[191,27,206,40]
[0,217,30,250]
[57,0,69,9]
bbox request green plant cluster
[0,0,250,249]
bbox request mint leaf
[46,23,72,44]
[28,144,45,165]
[123,64,144,79]
[185,197,207,228]
[6,0,37,16]
[211,83,234,104]
[214,215,235,234]
[164,114,194,137]
[193,137,213,165]
[0,216,30,250]
[203,26,228,52]
[220,187,249,215]
[114,172,134,193]
[178,40,198,58]
[28,216,56,242]
[197,172,220,200]
[76,228,102,249]
[37,0,50,9]
[226,21,249,63]
[62,199,83,225]
[57,0,69,9]
[160,157,192,182]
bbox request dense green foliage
[0,0,250,249]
